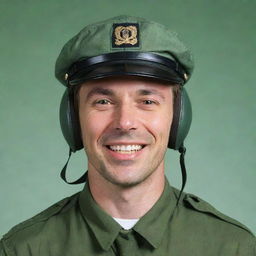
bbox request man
[1,15,255,255]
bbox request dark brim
[67,52,186,86]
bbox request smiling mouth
[106,145,146,154]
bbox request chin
[102,168,153,189]
[109,178,144,188]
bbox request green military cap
[55,15,194,87]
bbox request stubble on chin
[94,156,164,189]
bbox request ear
[59,89,83,152]
[168,87,192,150]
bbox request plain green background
[0,0,255,235]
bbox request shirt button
[119,230,130,240]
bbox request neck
[87,165,165,219]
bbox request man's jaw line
[87,161,166,219]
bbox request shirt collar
[133,178,177,248]
[79,178,177,251]
[79,182,122,251]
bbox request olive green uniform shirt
[1,179,255,255]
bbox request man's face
[78,76,173,188]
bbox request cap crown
[55,15,194,86]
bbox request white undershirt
[113,217,140,230]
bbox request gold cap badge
[112,23,139,48]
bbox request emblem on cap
[112,23,139,48]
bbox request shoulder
[172,187,255,242]
[0,192,80,255]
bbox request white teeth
[109,145,143,153]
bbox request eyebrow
[137,89,166,100]
[86,87,114,100]
[85,87,166,100]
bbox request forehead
[79,76,173,97]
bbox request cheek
[145,108,173,139]
[79,110,111,145]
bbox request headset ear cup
[59,89,83,152]
[168,87,192,150]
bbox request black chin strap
[60,148,88,184]
[176,144,187,206]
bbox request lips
[106,144,144,154]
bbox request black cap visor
[67,52,185,86]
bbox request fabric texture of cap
[55,15,194,86]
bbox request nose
[113,103,137,131]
